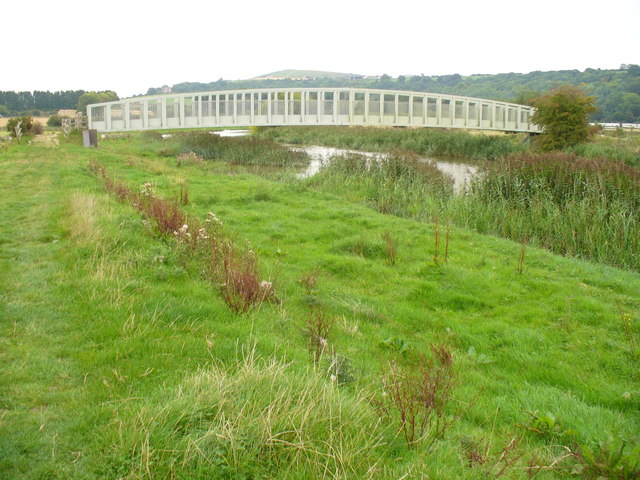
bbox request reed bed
[256,126,524,159]
[308,151,454,219]
[456,152,640,270]
[176,131,309,168]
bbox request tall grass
[456,152,640,270]
[568,142,640,168]
[176,132,309,167]
[101,347,392,479]
[308,151,454,219]
[256,126,524,160]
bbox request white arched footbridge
[87,88,540,133]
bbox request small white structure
[87,88,540,133]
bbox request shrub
[6,116,34,137]
[379,344,457,447]
[219,245,275,314]
[47,114,62,127]
[531,86,597,151]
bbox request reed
[256,126,524,160]
[176,132,309,167]
[459,152,640,270]
[308,150,454,220]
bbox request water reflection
[290,145,478,193]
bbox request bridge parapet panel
[87,88,541,133]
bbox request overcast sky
[3,0,639,98]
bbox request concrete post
[364,91,369,123]
[394,94,399,124]
[143,100,149,128]
[233,93,237,124]
[409,94,414,124]
[284,91,289,122]
[124,102,130,129]
[465,100,470,127]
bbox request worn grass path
[1,138,639,478]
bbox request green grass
[1,135,639,478]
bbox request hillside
[253,69,364,79]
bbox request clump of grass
[433,216,441,265]
[304,307,334,364]
[177,179,189,205]
[516,237,527,274]
[381,231,397,265]
[105,346,390,478]
[379,344,457,447]
[67,193,100,245]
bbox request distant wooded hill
[146,66,640,123]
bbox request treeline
[0,90,120,117]
[0,90,86,115]
[147,65,640,123]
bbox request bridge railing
[87,88,540,133]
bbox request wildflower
[140,182,155,197]
[196,228,209,241]
[206,212,223,226]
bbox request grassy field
[1,133,639,478]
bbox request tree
[76,91,118,113]
[530,86,597,151]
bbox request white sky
[3,0,639,98]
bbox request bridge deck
[87,88,540,133]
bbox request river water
[203,131,479,192]
[290,145,479,193]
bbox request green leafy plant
[531,85,597,151]
[379,336,410,356]
[467,346,495,364]
[571,436,640,479]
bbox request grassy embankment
[0,132,639,478]
[256,126,640,271]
